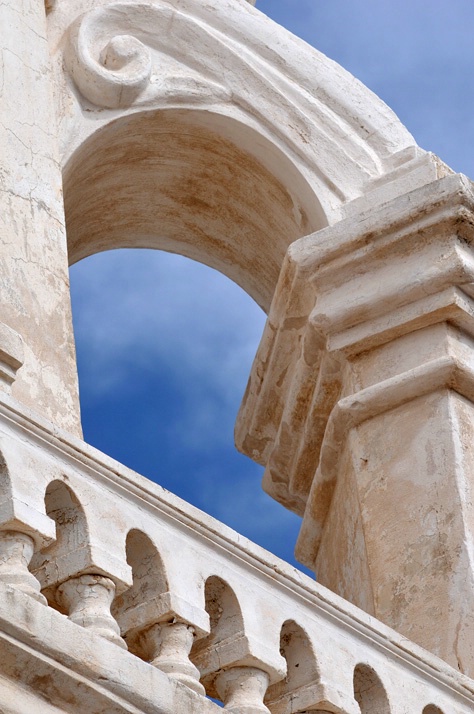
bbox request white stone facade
[1,0,473,711]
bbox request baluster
[0,530,46,603]
[57,573,126,648]
[142,620,204,695]
[215,667,271,714]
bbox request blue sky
[69,1,474,574]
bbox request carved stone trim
[236,173,474,516]
[64,4,231,109]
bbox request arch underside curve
[64,108,324,311]
[55,0,435,306]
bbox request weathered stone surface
[0,0,81,434]
[0,393,472,713]
[0,323,24,390]
[2,0,474,708]
[238,174,474,676]
[49,0,444,311]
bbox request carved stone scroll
[65,3,231,109]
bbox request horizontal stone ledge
[326,285,474,355]
[0,581,218,714]
[118,590,210,639]
[288,173,474,275]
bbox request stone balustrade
[0,391,472,713]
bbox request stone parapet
[0,393,472,713]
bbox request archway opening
[69,250,311,571]
[265,619,320,706]
[64,108,326,312]
[353,663,390,714]
[65,109,321,571]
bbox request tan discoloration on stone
[63,110,315,311]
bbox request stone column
[0,0,81,434]
[237,174,474,676]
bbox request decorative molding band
[327,286,474,355]
[290,173,474,279]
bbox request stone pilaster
[237,174,474,676]
[0,0,81,433]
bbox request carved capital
[237,173,474,558]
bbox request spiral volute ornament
[65,6,152,109]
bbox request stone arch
[57,0,427,221]
[58,0,436,314]
[422,706,444,714]
[18,0,440,435]
[202,574,245,643]
[41,480,88,556]
[191,575,245,700]
[265,619,319,706]
[353,663,391,714]
[30,480,89,607]
[112,528,170,656]
[63,109,324,312]
[124,528,169,598]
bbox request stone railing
[0,392,472,713]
